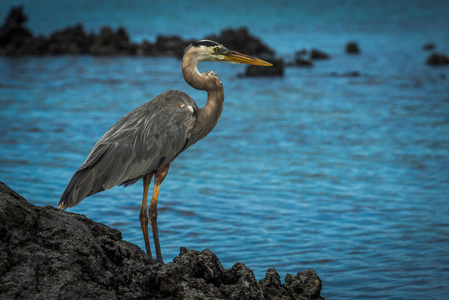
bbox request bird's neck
[182,58,224,143]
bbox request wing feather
[59,90,198,209]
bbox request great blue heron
[58,40,272,263]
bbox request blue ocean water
[1,0,449,298]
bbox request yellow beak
[225,50,273,66]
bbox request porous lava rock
[0,182,324,299]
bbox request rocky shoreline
[1,5,447,79]
[0,6,285,76]
[0,6,274,58]
[0,181,324,299]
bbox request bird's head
[185,40,272,66]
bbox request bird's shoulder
[120,90,196,122]
[78,90,199,178]
[135,90,198,130]
[148,89,198,110]
[95,90,198,149]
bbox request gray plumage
[59,90,198,208]
[58,39,271,262]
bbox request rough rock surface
[0,182,324,299]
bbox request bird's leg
[140,174,153,257]
[149,163,170,264]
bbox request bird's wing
[59,90,197,208]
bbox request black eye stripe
[192,40,220,48]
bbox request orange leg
[149,163,170,264]
[139,174,153,257]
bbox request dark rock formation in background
[205,27,275,56]
[245,58,284,77]
[426,53,449,66]
[0,6,33,55]
[292,49,313,67]
[310,49,331,60]
[46,24,93,54]
[289,47,330,66]
[295,57,314,67]
[0,181,324,299]
[89,26,136,55]
[153,35,195,58]
[0,6,285,76]
[2,5,446,72]
[345,41,360,54]
[330,71,361,77]
[0,6,272,59]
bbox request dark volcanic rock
[154,35,194,58]
[89,26,136,55]
[0,181,154,299]
[136,40,156,56]
[260,268,291,299]
[292,49,313,67]
[245,58,284,77]
[0,182,324,299]
[310,49,331,60]
[0,7,277,61]
[330,71,361,77]
[22,36,48,55]
[295,49,308,57]
[295,57,314,67]
[343,71,361,77]
[284,270,323,299]
[206,27,275,56]
[0,6,33,55]
[0,7,138,56]
[47,24,93,54]
[346,41,360,54]
[426,53,449,66]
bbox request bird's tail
[58,168,104,210]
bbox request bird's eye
[214,47,221,53]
